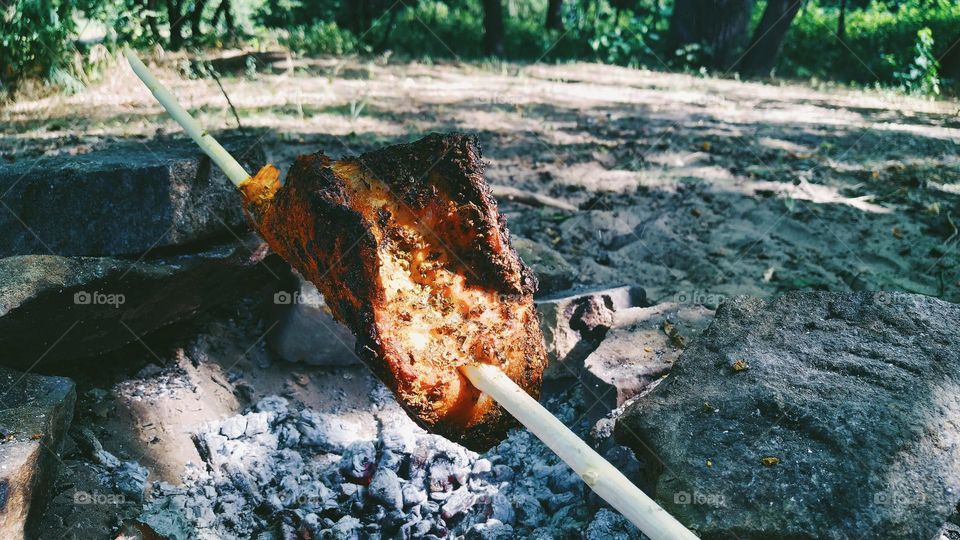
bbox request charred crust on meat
[242,133,548,451]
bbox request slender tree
[546,0,564,30]
[212,0,235,35]
[191,0,207,39]
[737,0,803,76]
[837,0,848,42]
[482,0,505,56]
[143,0,161,43]
[165,0,188,50]
[940,34,960,81]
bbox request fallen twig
[489,184,578,212]
[207,63,245,135]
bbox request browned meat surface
[240,133,547,449]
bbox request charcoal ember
[400,519,433,539]
[601,445,641,483]
[297,410,364,453]
[420,500,440,515]
[339,441,377,484]
[491,464,514,483]
[428,460,459,493]
[327,515,362,539]
[441,487,478,519]
[489,494,515,525]
[219,415,248,439]
[244,412,272,437]
[513,493,547,528]
[368,469,403,511]
[546,491,578,512]
[401,483,428,508]
[376,448,404,472]
[586,508,642,539]
[380,424,417,455]
[546,465,580,493]
[466,520,514,540]
[470,458,492,476]
[254,396,290,415]
[139,379,638,538]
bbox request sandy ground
[4,53,959,304]
[3,53,959,538]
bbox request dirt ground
[3,53,960,538]
[4,53,959,304]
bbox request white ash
[72,427,150,503]
[139,383,644,539]
[116,351,197,401]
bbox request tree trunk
[212,0,235,34]
[668,0,755,70]
[940,35,960,81]
[482,0,505,56]
[165,0,186,50]
[191,0,207,39]
[144,0,161,43]
[546,0,564,31]
[837,0,847,43]
[737,0,803,76]
[375,8,400,52]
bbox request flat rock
[513,237,577,296]
[0,236,286,369]
[616,292,960,539]
[584,302,714,404]
[0,138,265,257]
[535,285,647,380]
[0,367,76,539]
[267,274,358,366]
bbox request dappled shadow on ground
[2,58,958,305]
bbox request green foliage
[386,1,486,58]
[254,0,340,29]
[895,27,940,96]
[4,0,960,97]
[1,0,75,91]
[781,1,959,91]
[77,0,153,47]
[589,13,664,67]
[282,21,360,55]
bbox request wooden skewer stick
[461,364,697,539]
[125,50,249,187]
[124,50,698,540]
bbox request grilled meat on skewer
[240,134,548,450]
